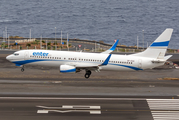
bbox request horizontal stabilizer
[152,55,172,63]
[164,55,172,60]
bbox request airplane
[6,28,173,78]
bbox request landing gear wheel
[84,70,91,79]
[21,68,24,72]
[85,73,90,79]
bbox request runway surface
[0,77,178,120]
[0,96,178,120]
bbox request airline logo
[33,52,49,56]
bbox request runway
[0,77,178,120]
[0,96,178,120]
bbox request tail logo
[150,41,169,47]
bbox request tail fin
[132,28,173,59]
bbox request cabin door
[24,51,29,60]
[138,59,142,68]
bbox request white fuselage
[6,49,164,71]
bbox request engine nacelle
[60,65,76,73]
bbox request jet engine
[60,65,76,73]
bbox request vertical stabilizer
[132,28,173,59]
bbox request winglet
[101,40,119,54]
[100,54,112,66]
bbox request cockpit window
[14,53,19,56]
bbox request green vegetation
[68,44,71,47]
[1,43,8,48]
[53,41,57,45]
[47,46,51,50]
[1,42,5,48]
[120,48,125,52]
[99,40,104,43]
[47,42,51,46]
[167,49,175,53]
[9,36,23,39]
[4,44,8,48]
[26,43,31,47]
[59,46,63,49]
[42,40,45,43]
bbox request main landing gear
[21,66,24,72]
[85,70,91,79]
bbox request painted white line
[37,106,63,109]
[152,114,179,116]
[90,111,101,114]
[147,99,179,101]
[153,118,179,120]
[49,110,73,113]
[153,115,179,117]
[37,109,101,114]
[149,106,179,108]
[149,104,179,106]
[37,110,48,113]
[147,99,179,120]
[90,106,101,109]
[147,103,179,104]
[152,113,179,115]
[152,111,179,113]
[153,117,179,119]
[147,101,179,103]
[152,114,179,115]
[62,106,73,108]
[38,105,101,110]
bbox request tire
[21,68,24,72]
[85,73,90,79]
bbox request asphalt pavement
[0,96,178,120]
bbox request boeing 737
[6,28,173,78]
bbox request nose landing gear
[85,70,91,79]
[21,66,24,72]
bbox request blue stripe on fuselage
[109,63,143,71]
[12,59,54,65]
[60,68,76,73]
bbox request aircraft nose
[6,55,13,61]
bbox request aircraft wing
[101,40,119,54]
[70,54,112,70]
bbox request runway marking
[37,105,101,109]
[62,105,100,109]
[37,105,101,114]
[37,110,48,113]
[90,111,101,114]
[147,99,179,120]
